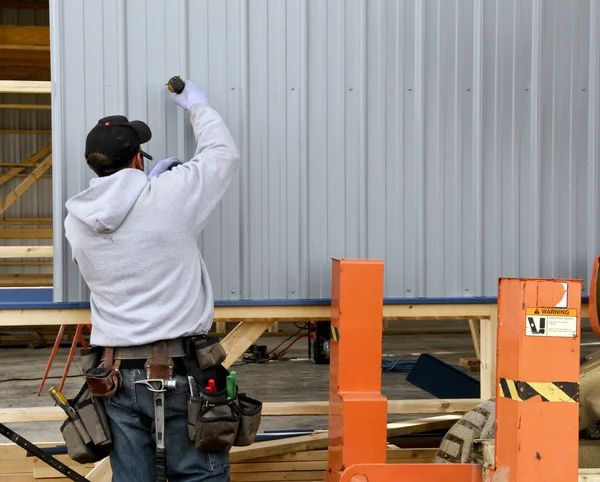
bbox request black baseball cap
[85,115,153,169]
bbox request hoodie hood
[65,169,149,234]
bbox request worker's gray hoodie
[64,102,240,347]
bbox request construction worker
[64,79,240,481]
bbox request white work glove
[148,157,182,179]
[169,80,208,111]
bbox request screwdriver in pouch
[48,387,78,420]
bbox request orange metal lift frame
[323,259,580,482]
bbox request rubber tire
[433,398,496,464]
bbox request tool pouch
[85,366,121,398]
[185,335,227,371]
[188,389,241,453]
[59,384,112,464]
[80,346,103,373]
[85,348,122,399]
[233,393,262,447]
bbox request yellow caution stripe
[330,326,339,342]
[499,378,579,402]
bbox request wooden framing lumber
[480,304,498,399]
[0,273,52,287]
[0,26,50,81]
[0,1,50,8]
[0,104,50,110]
[0,80,50,94]
[0,399,483,424]
[0,143,51,187]
[0,302,589,326]
[0,154,52,216]
[221,320,273,368]
[0,26,49,47]
[0,129,51,134]
[0,444,436,482]
[0,245,53,257]
[229,415,460,463]
[468,319,481,360]
[0,260,51,266]
[0,218,52,226]
[0,228,52,238]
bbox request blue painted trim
[0,288,590,309]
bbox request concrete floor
[2,322,599,443]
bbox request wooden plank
[221,320,273,369]
[0,229,53,238]
[0,1,50,8]
[214,303,494,322]
[0,66,50,82]
[0,143,51,187]
[0,246,53,258]
[229,416,460,463]
[85,458,111,482]
[0,302,515,327]
[0,81,51,94]
[0,399,482,424]
[0,155,52,217]
[0,129,51,134]
[0,26,49,48]
[0,218,52,226]
[480,305,497,399]
[0,261,52,266]
[468,319,481,359]
[0,274,52,287]
[0,104,51,110]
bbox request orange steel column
[488,278,581,481]
[324,259,388,482]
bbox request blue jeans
[103,368,230,482]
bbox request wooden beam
[0,104,50,110]
[0,154,52,216]
[0,143,51,187]
[0,273,52,287]
[221,320,273,368]
[15,173,51,178]
[0,399,483,424]
[229,415,461,463]
[0,26,49,48]
[0,245,53,257]
[480,304,498,399]
[0,129,51,134]
[0,218,52,226]
[0,303,511,327]
[468,319,481,360]
[0,228,52,238]
[0,260,52,266]
[213,303,494,322]
[0,81,51,94]
[0,2,50,10]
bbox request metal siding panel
[266,0,286,298]
[284,0,307,299]
[306,0,328,297]
[200,0,230,299]
[247,0,268,298]
[382,0,403,297]
[51,0,599,302]
[587,0,600,291]
[366,0,386,277]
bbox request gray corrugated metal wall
[49,0,600,302]
[1,3,52,276]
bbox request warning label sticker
[525,307,577,338]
